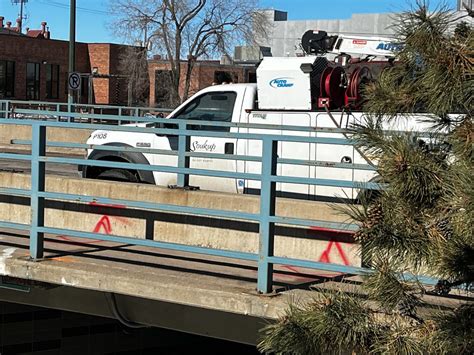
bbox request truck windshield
[171,91,237,132]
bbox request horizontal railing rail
[1,100,436,137]
[0,118,383,192]
[0,100,173,124]
[0,99,169,113]
[0,104,441,293]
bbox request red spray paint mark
[280,240,349,278]
[58,202,130,244]
[309,226,351,266]
[88,202,131,226]
[280,226,352,278]
[318,240,350,266]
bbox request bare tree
[118,46,150,106]
[109,0,268,106]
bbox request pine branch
[258,291,378,354]
[364,259,426,322]
[258,303,318,355]
[427,304,474,354]
[372,319,431,354]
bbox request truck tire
[84,145,156,185]
[97,169,139,183]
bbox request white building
[255,10,397,58]
[239,4,472,60]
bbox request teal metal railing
[0,100,438,293]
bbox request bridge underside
[0,277,267,345]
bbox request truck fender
[83,143,155,184]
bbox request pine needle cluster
[259,2,473,354]
[258,292,378,355]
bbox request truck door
[245,112,282,195]
[170,90,240,193]
[234,87,256,194]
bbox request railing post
[257,137,278,293]
[30,123,46,259]
[176,120,190,188]
[5,100,10,119]
[134,108,139,124]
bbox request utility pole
[12,0,28,33]
[68,0,76,110]
[19,1,23,32]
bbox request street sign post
[68,72,81,91]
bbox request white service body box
[257,57,316,110]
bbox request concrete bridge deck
[0,227,349,345]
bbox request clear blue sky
[0,0,458,43]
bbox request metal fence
[0,100,172,123]
[0,100,437,293]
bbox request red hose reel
[318,66,373,110]
[345,66,373,108]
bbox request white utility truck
[80,31,423,201]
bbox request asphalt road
[0,149,81,177]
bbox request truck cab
[83,84,259,194]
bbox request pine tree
[259,2,473,354]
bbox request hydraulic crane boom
[301,30,401,60]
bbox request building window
[214,71,235,84]
[46,64,59,99]
[0,60,15,98]
[155,70,173,107]
[26,63,40,100]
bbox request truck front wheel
[96,169,139,183]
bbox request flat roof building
[257,10,397,58]
[254,7,473,58]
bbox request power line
[37,0,109,16]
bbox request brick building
[148,59,256,107]
[1,16,256,108]
[0,17,140,105]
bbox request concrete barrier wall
[0,172,360,267]
[0,125,92,154]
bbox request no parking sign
[68,72,81,91]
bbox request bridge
[0,100,467,345]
